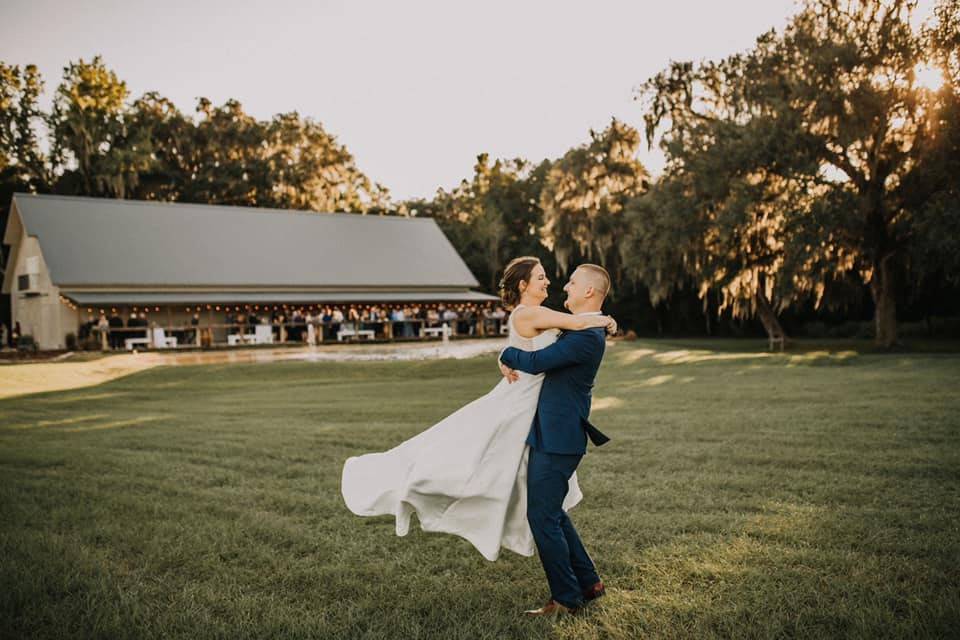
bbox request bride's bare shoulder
[509,305,541,339]
[510,305,550,327]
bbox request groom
[499,263,612,616]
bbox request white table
[421,324,451,341]
[124,337,150,350]
[254,325,274,344]
[151,328,177,349]
[337,329,375,341]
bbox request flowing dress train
[340,305,582,561]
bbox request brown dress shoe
[523,600,577,617]
[583,580,606,602]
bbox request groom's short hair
[578,264,611,298]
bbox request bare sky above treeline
[0,0,938,200]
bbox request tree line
[0,57,388,211]
[407,0,960,347]
[2,0,958,347]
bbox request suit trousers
[526,448,599,608]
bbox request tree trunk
[755,292,785,340]
[704,289,713,336]
[870,255,898,348]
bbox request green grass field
[1,340,958,639]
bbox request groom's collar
[575,311,603,316]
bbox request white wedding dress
[340,305,583,561]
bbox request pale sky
[0,0,938,201]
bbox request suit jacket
[500,327,611,455]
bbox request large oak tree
[639,0,958,346]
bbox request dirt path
[0,339,506,400]
[0,354,167,400]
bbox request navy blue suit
[499,326,610,608]
[501,327,610,455]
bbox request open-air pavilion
[1,194,501,350]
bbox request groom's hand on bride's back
[605,316,618,335]
[499,360,519,383]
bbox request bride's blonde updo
[498,256,541,308]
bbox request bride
[340,256,616,561]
